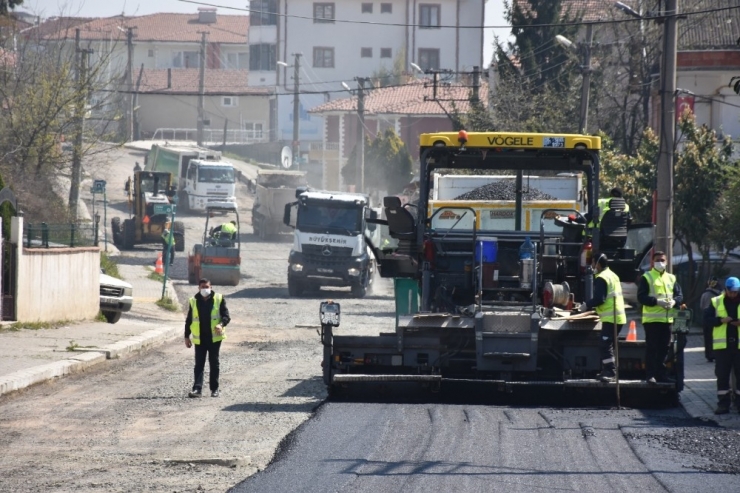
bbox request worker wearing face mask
[637,250,683,384]
[184,278,231,398]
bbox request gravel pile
[454,181,556,201]
[627,426,740,474]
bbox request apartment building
[247,0,485,149]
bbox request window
[418,48,440,70]
[147,49,154,57]
[222,96,239,107]
[314,3,335,23]
[243,122,264,139]
[172,51,200,68]
[225,53,239,69]
[249,43,276,71]
[251,0,277,26]
[361,47,372,58]
[380,3,392,13]
[419,4,440,28]
[361,3,373,13]
[380,48,392,58]
[313,47,334,68]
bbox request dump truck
[112,170,185,252]
[318,131,682,404]
[251,170,307,239]
[145,143,237,212]
[187,205,241,286]
[284,188,379,298]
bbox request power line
[178,0,740,30]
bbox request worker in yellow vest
[578,253,626,382]
[637,250,684,384]
[161,228,175,265]
[703,276,740,415]
[210,220,238,240]
[184,278,231,398]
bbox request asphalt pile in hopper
[454,181,556,201]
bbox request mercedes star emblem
[322,245,332,256]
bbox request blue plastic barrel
[475,237,498,263]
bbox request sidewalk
[0,262,183,397]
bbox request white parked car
[99,271,133,324]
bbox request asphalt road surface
[232,403,740,492]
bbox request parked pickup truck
[99,271,133,324]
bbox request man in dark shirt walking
[184,278,230,397]
[703,276,740,414]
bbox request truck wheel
[102,311,122,324]
[111,217,122,246]
[122,219,135,250]
[173,221,185,252]
[288,277,303,297]
[351,283,367,298]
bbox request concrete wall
[13,219,100,323]
[137,93,271,140]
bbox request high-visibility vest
[162,233,175,246]
[641,268,676,323]
[710,295,740,350]
[188,293,225,344]
[595,267,626,324]
[597,197,630,222]
[221,222,237,235]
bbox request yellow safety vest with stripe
[162,232,175,246]
[710,294,740,350]
[188,293,225,344]
[221,223,237,235]
[595,267,626,324]
[641,268,676,323]
[597,198,630,223]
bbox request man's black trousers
[193,340,221,392]
[714,344,740,405]
[644,322,672,380]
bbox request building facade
[248,0,486,150]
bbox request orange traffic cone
[626,320,637,342]
[155,252,164,275]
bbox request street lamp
[278,55,302,169]
[613,1,679,267]
[410,62,423,74]
[555,27,593,134]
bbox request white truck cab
[182,159,238,211]
[285,189,377,298]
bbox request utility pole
[579,23,594,134]
[356,77,367,193]
[197,31,207,146]
[126,27,134,142]
[68,29,91,218]
[471,65,480,103]
[291,53,301,169]
[657,0,678,268]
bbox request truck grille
[100,285,124,297]
[302,245,354,266]
[208,191,229,197]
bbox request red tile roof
[38,12,248,44]
[137,69,270,95]
[310,78,489,116]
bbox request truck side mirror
[365,209,378,231]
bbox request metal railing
[24,223,98,248]
[150,128,269,144]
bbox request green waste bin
[394,278,419,325]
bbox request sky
[21,0,510,63]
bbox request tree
[0,22,124,222]
[341,128,413,195]
[0,1,23,15]
[599,128,657,224]
[673,113,738,300]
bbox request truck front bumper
[287,251,370,286]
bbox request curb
[0,326,181,398]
